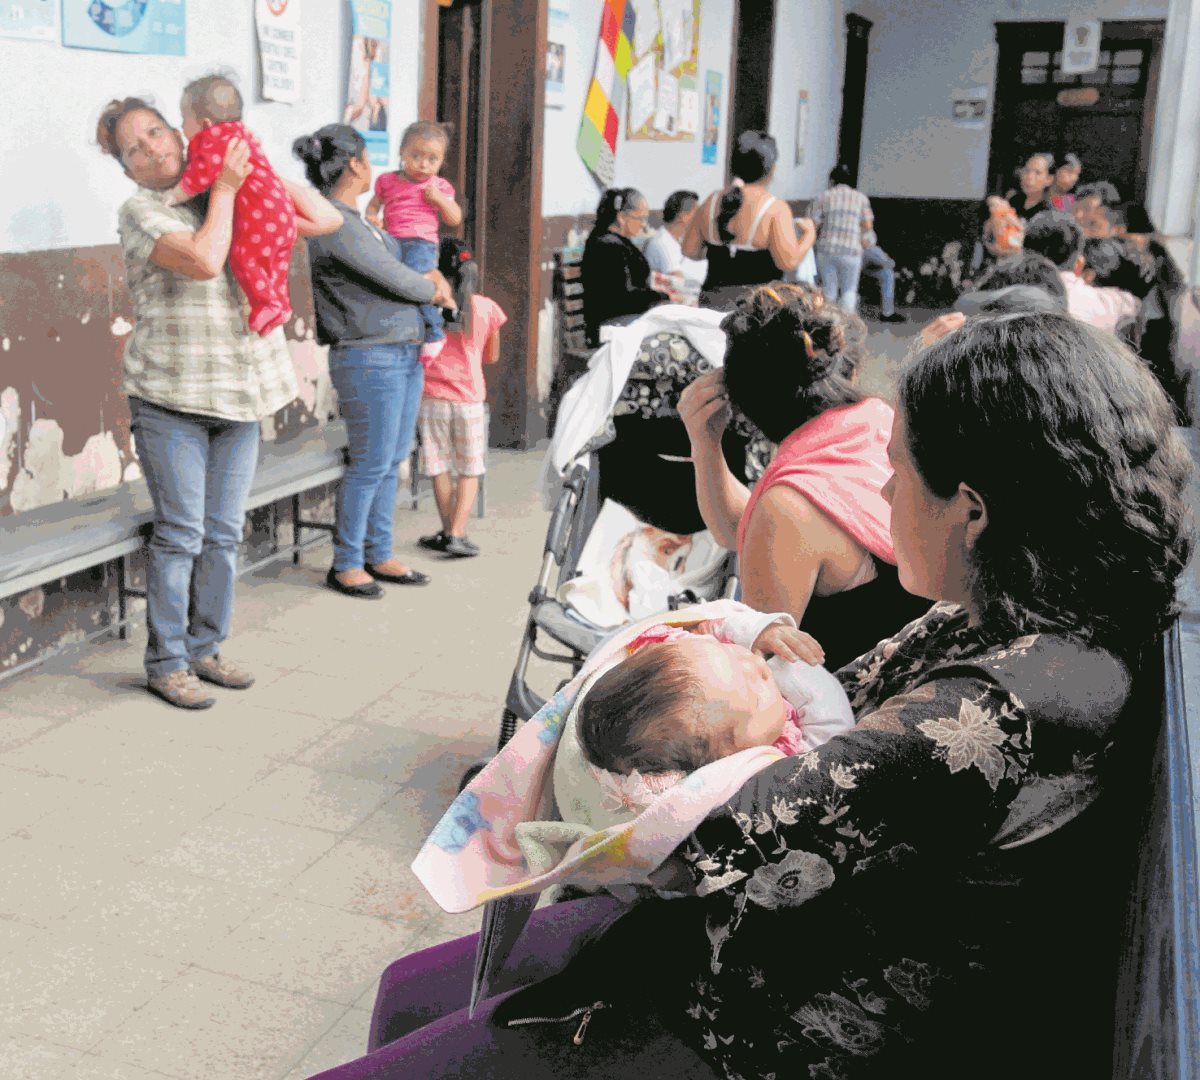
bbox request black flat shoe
[325,568,384,599]
[365,565,432,586]
[418,531,450,552]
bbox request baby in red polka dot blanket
[168,74,298,336]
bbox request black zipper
[505,1000,609,1046]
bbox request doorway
[727,0,775,173]
[836,14,872,184]
[988,20,1164,204]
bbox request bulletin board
[625,0,701,142]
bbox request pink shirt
[1060,270,1139,334]
[374,171,455,243]
[423,294,507,403]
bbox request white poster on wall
[654,69,679,135]
[0,0,59,41]
[628,52,657,133]
[256,0,302,104]
[546,1,569,110]
[632,0,660,58]
[678,88,699,134]
[1060,18,1102,74]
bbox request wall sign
[62,0,185,54]
[1060,18,1102,75]
[0,0,59,41]
[344,0,391,166]
[256,0,301,104]
[546,1,568,110]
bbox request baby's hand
[422,184,444,206]
[752,623,824,666]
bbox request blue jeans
[861,245,896,316]
[816,251,864,313]
[128,397,260,678]
[396,238,444,344]
[329,344,424,571]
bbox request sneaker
[192,653,255,690]
[147,670,216,710]
[444,535,480,558]
[418,531,450,552]
[879,312,908,324]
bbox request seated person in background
[581,187,673,347]
[1073,180,1122,238]
[1006,151,1056,221]
[964,250,1068,306]
[860,228,906,323]
[1024,211,1138,333]
[578,605,854,777]
[644,189,708,285]
[1049,152,1082,211]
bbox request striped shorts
[418,398,488,477]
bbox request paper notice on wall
[1060,17,1102,74]
[345,0,391,167]
[660,0,691,72]
[62,0,185,55]
[678,88,699,134]
[654,70,679,135]
[701,69,721,164]
[951,86,988,128]
[632,0,660,58]
[0,0,59,41]
[628,51,657,133]
[256,0,301,104]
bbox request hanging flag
[576,0,636,187]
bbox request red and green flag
[576,0,636,186]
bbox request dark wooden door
[727,0,775,173]
[989,20,1164,204]
[837,14,872,183]
[434,0,484,254]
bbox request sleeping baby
[576,605,855,779]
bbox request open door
[836,14,872,183]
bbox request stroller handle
[545,463,590,561]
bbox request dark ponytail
[438,237,479,337]
[587,187,643,244]
[292,123,366,196]
[722,282,864,443]
[716,130,779,243]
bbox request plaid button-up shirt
[809,184,873,260]
[117,188,298,423]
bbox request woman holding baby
[315,308,1191,1079]
[98,91,341,710]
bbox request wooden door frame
[836,13,872,184]
[988,19,1165,203]
[727,0,776,177]
[417,0,545,449]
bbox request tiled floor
[0,318,912,1079]
[0,448,560,1080]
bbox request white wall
[847,0,1169,199]
[542,0,736,216]
[0,1,421,253]
[767,0,846,201]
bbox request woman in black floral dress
[313,312,1192,1080]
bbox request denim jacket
[306,201,435,348]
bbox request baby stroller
[459,323,766,789]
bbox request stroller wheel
[498,708,519,751]
[458,761,486,792]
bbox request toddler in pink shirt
[367,121,463,361]
[577,605,855,777]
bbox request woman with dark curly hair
[311,310,1190,1080]
[680,283,928,669]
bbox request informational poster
[62,0,185,55]
[626,0,698,142]
[344,0,391,166]
[546,1,569,110]
[256,0,301,104]
[951,85,988,128]
[1061,18,1102,74]
[701,69,721,165]
[0,0,59,42]
[653,70,679,135]
[794,89,809,165]
[627,52,657,133]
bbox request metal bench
[0,421,351,681]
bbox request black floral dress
[664,602,1132,1078]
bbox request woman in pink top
[416,239,507,558]
[679,284,928,669]
[367,122,464,362]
